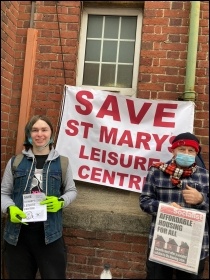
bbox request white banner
[56,86,195,193]
[149,203,206,274]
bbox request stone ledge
[63,206,151,235]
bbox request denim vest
[4,155,64,245]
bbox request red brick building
[1,1,209,279]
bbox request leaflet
[22,193,47,222]
[149,202,206,275]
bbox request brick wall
[1,1,209,279]
[1,1,209,169]
[139,1,209,167]
[1,1,82,165]
[1,1,20,176]
[139,1,190,99]
[35,227,209,279]
[63,228,147,279]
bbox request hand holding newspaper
[149,202,206,275]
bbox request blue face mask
[175,153,195,167]
[28,137,33,144]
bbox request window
[76,8,143,97]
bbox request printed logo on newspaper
[160,205,204,222]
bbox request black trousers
[146,249,206,279]
[3,223,67,279]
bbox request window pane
[82,13,139,90]
[117,65,133,87]
[85,40,101,61]
[102,41,118,62]
[100,64,116,87]
[104,16,119,39]
[87,15,103,38]
[119,41,135,63]
[78,7,143,96]
[121,17,137,39]
[83,63,99,85]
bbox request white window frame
[76,8,143,97]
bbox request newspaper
[149,202,206,274]
[22,193,47,222]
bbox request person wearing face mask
[140,132,209,279]
[1,115,77,279]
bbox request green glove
[8,206,27,223]
[40,196,64,212]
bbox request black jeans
[3,223,67,279]
[146,249,206,279]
